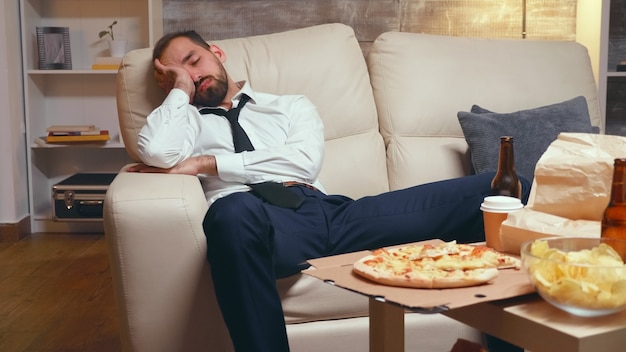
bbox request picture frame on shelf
[36,26,72,69]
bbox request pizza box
[302,239,536,312]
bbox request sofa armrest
[104,170,234,352]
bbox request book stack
[91,56,122,70]
[45,125,110,143]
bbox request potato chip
[610,280,626,306]
[530,240,550,257]
[548,279,584,304]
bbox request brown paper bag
[528,132,626,221]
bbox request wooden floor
[0,234,121,351]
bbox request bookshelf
[20,0,162,233]
[599,0,626,136]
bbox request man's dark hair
[152,30,211,62]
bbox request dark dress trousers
[203,172,531,352]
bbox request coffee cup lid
[480,195,523,213]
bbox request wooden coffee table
[304,240,626,352]
[443,293,626,352]
[367,293,626,352]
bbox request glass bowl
[520,237,626,317]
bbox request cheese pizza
[352,241,520,289]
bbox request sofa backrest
[116,23,388,200]
[368,32,602,191]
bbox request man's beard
[193,71,228,107]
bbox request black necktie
[199,94,305,209]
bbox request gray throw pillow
[457,96,598,182]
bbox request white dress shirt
[138,82,326,205]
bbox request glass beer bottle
[490,136,522,199]
[601,158,626,241]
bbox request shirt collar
[233,81,257,106]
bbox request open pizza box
[302,239,535,312]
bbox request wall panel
[161,0,577,53]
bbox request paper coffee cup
[480,196,523,251]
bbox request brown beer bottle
[490,136,522,199]
[601,158,626,242]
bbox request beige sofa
[105,23,602,351]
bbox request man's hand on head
[127,155,218,176]
[153,58,196,102]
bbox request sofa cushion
[368,32,601,190]
[457,96,597,182]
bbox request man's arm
[128,155,217,176]
[134,57,202,169]
[136,88,202,169]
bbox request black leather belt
[282,181,320,192]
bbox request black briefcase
[52,173,117,221]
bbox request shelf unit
[20,0,162,233]
[599,0,626,136]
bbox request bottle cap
[480,196,523,213]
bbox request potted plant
[99,20,126,57]
[98,20,118,41]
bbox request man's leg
[203,190,335,351]
[327,172,531,256]
[203,192,291,352]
